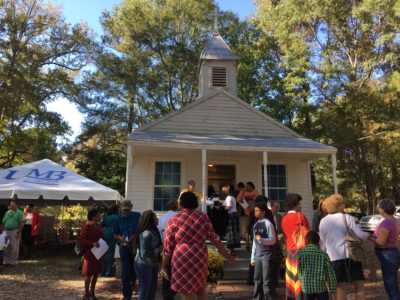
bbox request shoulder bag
[343,214,364,261]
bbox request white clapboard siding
[128,151,314,219]
[142,92,297,138]
[287,160,313,222]
[127,156,152,212]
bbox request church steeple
[198,9,238,98]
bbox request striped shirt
[298,244,337,294]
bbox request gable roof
[135,90,302,138]
[128,90,336,156]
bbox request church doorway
[207,164,235,193]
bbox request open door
[207,164,235,192]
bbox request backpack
[291,213,309,249]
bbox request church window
[212,66,227,87]
[261,165,287,210]
[154,162,181,211]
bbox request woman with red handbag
[282,193,310,300]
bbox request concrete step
[207,240,251,281]
[221,266,250,280]
[224,257,250,268]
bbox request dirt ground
[0,242,395,300]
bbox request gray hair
[378,198,396,215]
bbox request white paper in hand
[239,199,249,210]
[91,238,109,260]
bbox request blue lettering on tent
[27,169,66,181]
[4,169,67,181]
[4,170,18,180]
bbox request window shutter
[212,67,227,87]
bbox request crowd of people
[0,182,399,300]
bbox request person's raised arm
[347,214,369,239]
[371,227,390,247]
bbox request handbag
[291,213,309,249]
[74,224,90,256]
[343,214,364,261]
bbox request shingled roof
[199,33,237,61]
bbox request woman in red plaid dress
[161,192,234,300]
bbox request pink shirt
[374,218,400,248]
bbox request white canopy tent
[0,159,123,202]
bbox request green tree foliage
[255,0,400,212]
[0,0,93,167]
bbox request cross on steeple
[208,7,224,33]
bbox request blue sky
[48,0,256,140]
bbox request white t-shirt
[222,195,237,214]
[0,231,9,250]
[157,210,177,242]
[319,212,369,261]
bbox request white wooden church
[124,29,337,220]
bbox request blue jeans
[375,248,400,300]
[253,259,275,300]
[120,246,137,300]
[134,261,158,300]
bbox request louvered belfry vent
[212,67,227,87]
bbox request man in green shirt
[2,199,25,265]
[298,231,336,300]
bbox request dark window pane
[279,177,286,187]
[269,189,278,200]
[155,174,163,185]
[270,177,278,187]
[172,188,180,199]
[161,187,170,198]
[267,177,272,187]
[279,189,287,201]
[172,174,180,185]
[172,162,181,173]
[269,165,277,176]
[154,187,162,198]
[163,174,173,185]
[154,162,181,211]
[155,162,163,173]
[278,165,286,176]
[154,198,162,211]
[164,162,172,173]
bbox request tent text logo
[3,169,67,185]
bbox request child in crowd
[250,202,277,300]
[0,222,10,272]
[298,231,336,300]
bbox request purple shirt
[374,218,400,248]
